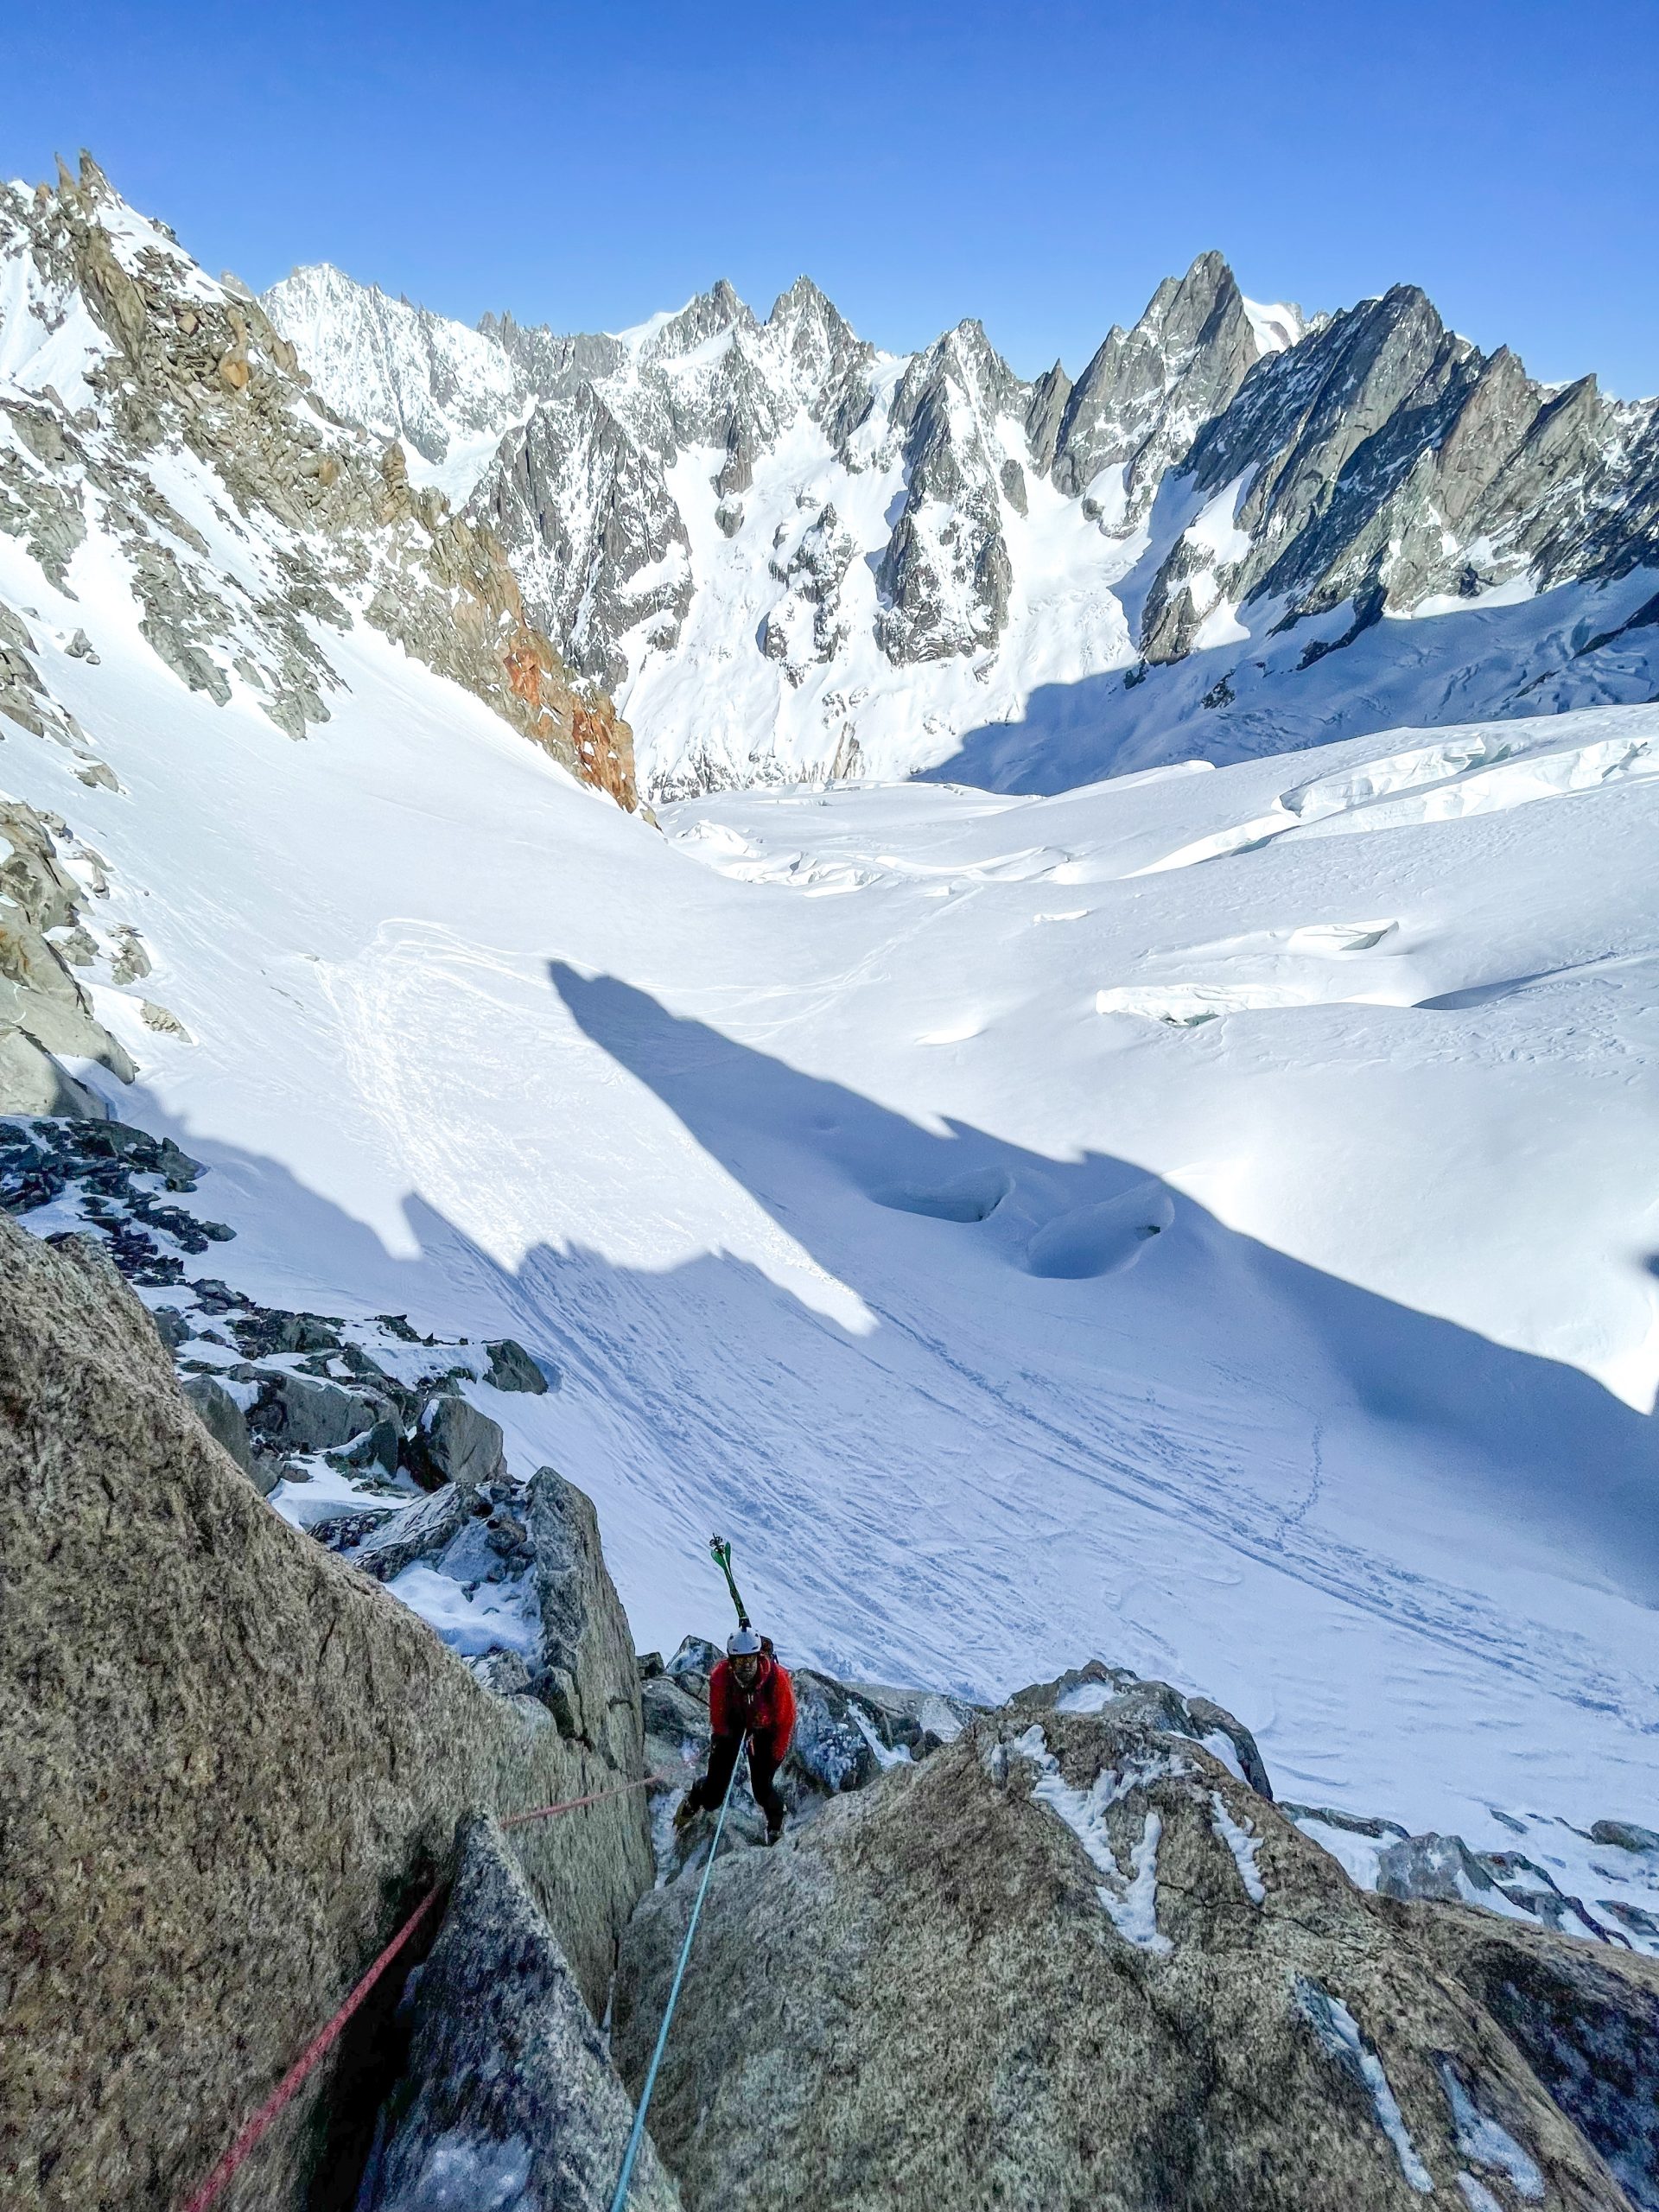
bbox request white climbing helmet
[727,1627,763,1657]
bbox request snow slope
[4,423,1656,1887]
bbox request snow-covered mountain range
[265,252,1659,800]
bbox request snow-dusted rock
[1010,1656,1274,1799]
[484,1335,552,1394]
[615,1698,1637,2210]
[404,1390,506,1494]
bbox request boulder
[0,1027,110,1118]
[844,1676,975,1752]
[404,1391,506,1494]
[615,1703,1636,2211]
[352,1415,402,1473]
[229,1306,343,1357]
[484,1335,554,1394]
[0,1211,653,2212]
[1010,1657,1273,1797]
[664,1633,721,1701]
[786,1667,886,1795]
[1590,1819,1659,1857]
[179,1371,256,1479]
[359,1815,681,2212]
[527,1466,645,1771]
[250,1367,387,1452]
[350,1483,473,1583]
[148,1304,190,1351]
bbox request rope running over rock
[177,1770,668,2212]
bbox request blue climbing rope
[607,1733,750,2210]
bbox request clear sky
[5,0,1656,395]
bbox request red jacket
[709,1652,796,1763]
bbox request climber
[675,1627,797,1845]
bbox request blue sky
[6,1,1656,393]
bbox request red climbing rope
[176,1884,443,2212]
[176,1770,669,2212]
[503,1770,671,1829]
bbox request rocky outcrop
[0,1211,653,2212]
[529,1468,646,1770]
[486,1335,552,1393]
[1136,280,1659,670]
[359,1814,682,2212]
[0,156,636,806]
[403,1389,507,1493]
[1414,1899,1659,2210]
[1050,250,1280,524]
[0,797,137,1108]
[476,383,694,691]
[616,1694,1646,2210]
[874,321,1023,665]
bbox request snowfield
[5,463,1657,1896]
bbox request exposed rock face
[1414,1901,1659,2211]
[476,383,696,690]
[359,1814,682,2212]
[0,1211,653,2212]
[875,322,1020,664]
[529,1467,647,1771]
[0,156,635,807]
[179,1369,256,1476]
[1136,281,1659,669]
[616,1697,1642,2210]
[1050,250,1274,523]
[0,797,137,1108]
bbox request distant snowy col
[264,251,1659,802]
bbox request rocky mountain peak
[1051,251,1263,522]
[0,159,635,806]
[640,278,756,365]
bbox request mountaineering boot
[673,1792,699,1834]
[766,1814,785,1847]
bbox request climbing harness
[708,1532,751,1628]
[607,1732,749,2210]
[175,1770,666,2212]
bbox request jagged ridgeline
[0,155,635,804]
[263,243,1659,800]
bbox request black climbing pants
[691,1731,785,1826]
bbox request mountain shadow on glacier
[548,965,1659,1624]
[925,568,1659,796]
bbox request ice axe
[708,1535,751,1630]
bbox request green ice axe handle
[709,1535,751,1629]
